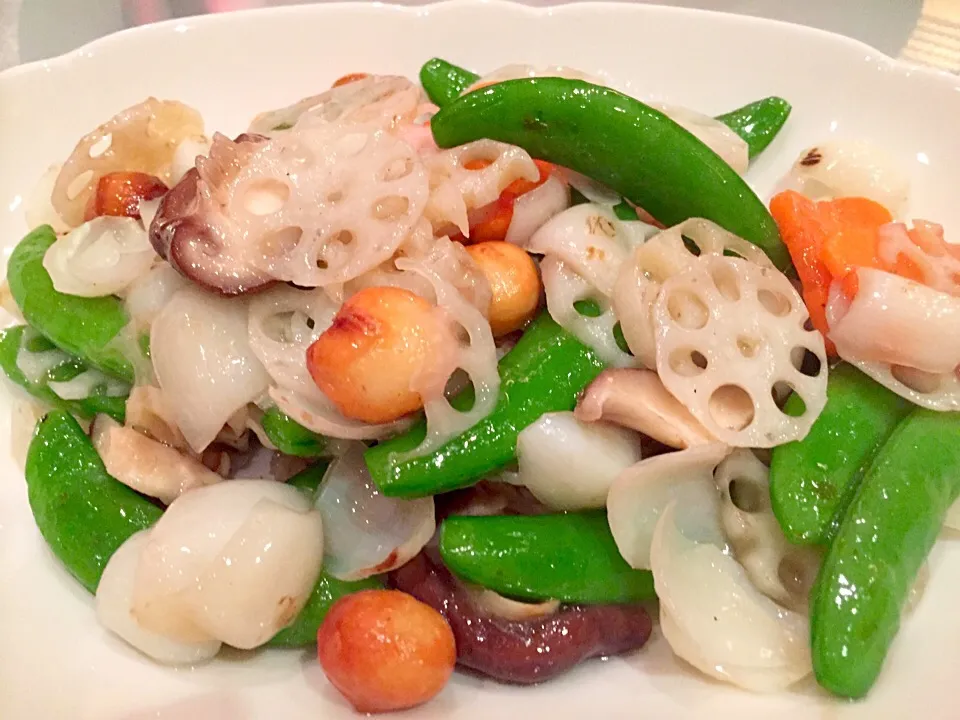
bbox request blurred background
[5,0,959,72]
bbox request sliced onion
[504,175,570,247]
[515,411,641,511]
[151,287,271,452]
[96,530,221,665]
[651,503,812,692]
[132,480,320,648]
[91,415,222,505]
[315,443,434,580]
[123,262,190,327]
[42,216,157,297]
[606,444,730,569]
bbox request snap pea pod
[0,325,127,423]
[7,225,135,382]
[811,409,960,698]
[770,364,910,545]
[439,511,655,604]
[365,312,605,498]
[25,410,162,593]
[716,96,792,159]
[284,460,329,497]
[431,78,789,269]
[420,57,480,107]
[261,406,327,457]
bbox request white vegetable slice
[652,503,812,692]
[42,217,157,298]
[151,286,271,453]
[15,328,69,384]
[504,175,570,247]
[515,411,641,511]
[876,220,960,297]
[169,136,212,186]
[614,218,774,368]
[652,103,749,174]
[423,139,539,235]
[785,140,909,215]
[96,530,221,665]
[25,165,71,234]
[715,450,821,611]
[270,386,414,441]
[463,64,607,94]
[464,585,561,621]
[52,98,204,228]
[123,262,190,328]
[654,255,828,447]
[48,368,128,401]
[827,270,960,374]
[845,358,960,412]
[315,444,434,580]
[541,256,634,367]
[606,443,730,569]
[92,415,222,505]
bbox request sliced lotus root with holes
[653,255,827,447]
[53,98,205,228]
[714,450,821,612]
[247,75,423,134]
[423,140,539,235]
[849,358,960,412]
[614,218,775,369]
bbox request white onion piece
[92,415,222,504]
[465,585,561,621]
[652,503,812,692]
[786,140,909,215]
[132,480,318,646]
[557,168,622,206]
[315,444,434,580]
[96,530,221,665]
[25,164,70,233]
[845,357,960,412]
[827,270,960,374]
[151,287,270,453]
[123,263,189,328]
[169,136,211,186]
[42,216,157,297]
[463,64,607,94]
[515,411,641,511]
[48,369,128,400]
[653,103,749,174]
[606,444,730,569]
[504,175,570,247]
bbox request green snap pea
[0,325,127,423]
[261,406,327,457]
[439,511,655,604]
[365,312,605,498]
[431,78,788,269]
[716,96,792,159]
[268,571,383,647]
[25,411,162,593]
[811,409,960,698]
[7,225,136,382]
[770,364,910,545]
[284,460,330,497]
[419,57,480,107]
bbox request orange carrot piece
[455,160,555,244]
[817,197,893,295]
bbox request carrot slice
[455,160,555,243]
[818,197,893,296]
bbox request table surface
[5,0,926,68]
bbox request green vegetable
[439,511,655,604]
[268,572,383,647]
[770,364,910,545]
[419,57,480,107]
[0,325,127,422]
[7,225,136,382]
[365,312,605,498]
[812,409,960,697]
[24,411,162,593]
[716,96,792,159]
[261,406,327,457]
[612,200,638,221]
[285,461,330,497]
[431,78,788,269]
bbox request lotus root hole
[802,317,815,332]
[372,195,411,221]
[778,551,819,599]
[333,229,355,246]
[680,235,702,257]
[791,347,823,377]
[891,364,942,394]
[737,335,762,359]
[66,170,95,201]
[260,226,303,258]
[669,348,709,377]
[758,288,792,316]
[461,149,501,170]
[242,179,290,216]
[722,247,746,260]
[708,384,754,431]
[381,157,414,182]
[728,477,765,513]
[709,262,742,301]
[88,133,112,159]
[665,290,709,330]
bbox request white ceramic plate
[1,2,959,718]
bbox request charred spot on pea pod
[799,148,823,167]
